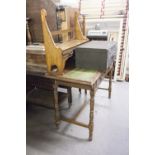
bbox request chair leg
[79,89,87,95]
[67,87,72,108]
[108,68,112,99]
[89,89,95,141]
[53,82,60,128]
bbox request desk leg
[53,82,60,128]
[108,68,112,99]
[89,89,95,141]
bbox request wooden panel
[26,74,54,90]
[57,39,88,51]
[26,44,46,65]
[26,0,58,42]
[51,29,72,36]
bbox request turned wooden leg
[108,68,112,99]
[53,82,60,128]
[79,88,81,94]
[85,89,87,94]
[67,87,72,108]
[89,89,95,141]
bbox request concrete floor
[26,81,129,155]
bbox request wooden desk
[26,39,114,141]
[27,9,113,141]
[45,67,113,141]
[27,63,113,140]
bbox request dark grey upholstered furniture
[75,41,117,71]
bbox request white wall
[60,0,79,8]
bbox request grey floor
[26,81,129,155]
